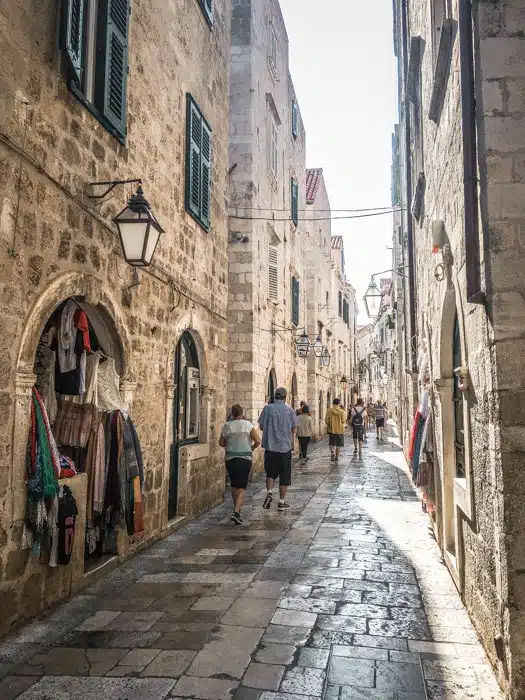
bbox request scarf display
[23,388,61,559]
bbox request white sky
[280,0,398,324]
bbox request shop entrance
[30,296,141,574]
[169,332,200,520]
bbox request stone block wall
[396,0,525,697]
[227,0,307,435]
[0,0,231,633]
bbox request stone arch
[166,312,210,389]
[10,271,134,529]
[16,271,132,380]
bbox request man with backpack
[350,398,367,455]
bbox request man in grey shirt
[258,387,298,511]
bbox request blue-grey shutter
[100,0,129,136]
[292,100,298,139]
[201,120,212,229]
[62,0,85,85]
[187,98,202,218]
[291,178,298,226]
[291,277,300,326]
[203,0,213,24]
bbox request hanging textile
[54,399,101,448]
[23,388,60,560]
[411,414,427,481]
[97,359,128,414]
[35,338,58,424]
[57,485,78,565]
[58,300,78,373]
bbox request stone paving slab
[0,437,504,698]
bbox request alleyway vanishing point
[0,437,503,700]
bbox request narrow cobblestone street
[0,437,503,700]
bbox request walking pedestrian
[350,398,367,455]
[296,400,306,417]
[325,398,346,463]
[258,387,298,511]
[220,404,261,524]
[297,404,312,465]
[375,400,386,441]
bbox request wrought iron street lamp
[312,336,324,358]
[295,330,310,359]
[113,186,165,267]
[363,278,383,319]
[320,347,331,367]
[340,375,348,392]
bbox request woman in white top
[219,404,261,524]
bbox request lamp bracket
[87,178,142,200]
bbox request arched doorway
[291,372,298,409]
[30,295,130,573]
[169,331,200,520]
[267,368,277,404]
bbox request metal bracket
[87,178,142,200]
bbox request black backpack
[352,409,364,427]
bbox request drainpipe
[458,0,484,304]
[400,0,417,373]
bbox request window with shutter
[291,276,300,327]
[291,178,298,227]
[59,0,130,141]
[99,0,130,136]
[198,0,213,25]
[268,245,279,302]
[185,95,212,231]
[338,291,343,317]
[62,0,85,84]
[291,100,298,139]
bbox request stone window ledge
[180,443,210,462]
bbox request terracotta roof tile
[331,235,343,249]
[306,168,323,204]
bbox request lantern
[113,186,164,266]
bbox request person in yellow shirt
[325,398,346,463]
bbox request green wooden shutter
[202,0,213,24]
[100,0,129,136]
[201,120,212,229]
[338,291,342,316]
[62,0,85,84]
[291,178,298,226]
[187,97,202,218]
[291,100,298,139]
[291,277,300,326]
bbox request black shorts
[352,426,364,441]
[376,418,385,428]
[264,450,292,487]
[226,458,252,489]
[328,433,344,447]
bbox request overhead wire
[229,209,405,222]
[228,205,397,213]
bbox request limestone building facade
[0,0,231,633]
[392,0,525,696]
[302,170,357,438]
[228,0,307,442]
[329,236,358,410]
